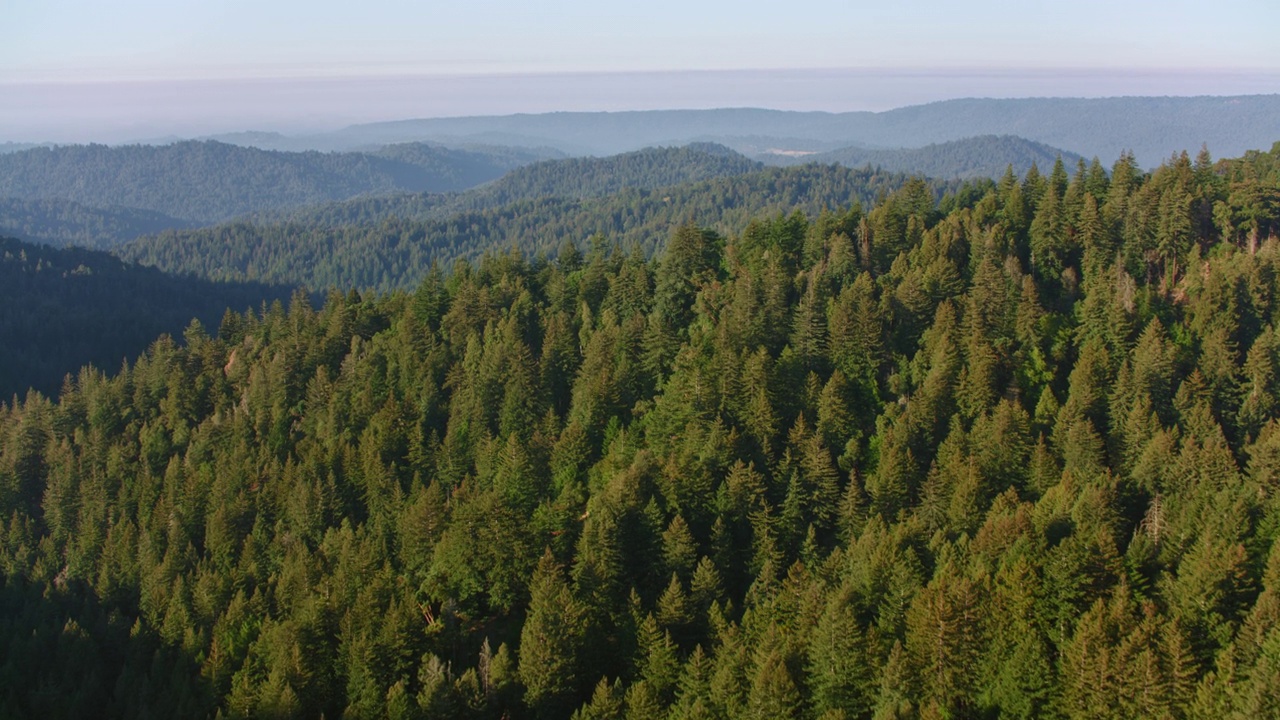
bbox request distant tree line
[0,140,540,224]
[119,163,961,292]
[794,134,1083,180]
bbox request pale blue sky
[5,0,1278,81]
[3,0,1279,142]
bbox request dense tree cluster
[119,164,958,292]
[0,197,197,250]
[3,144,1280,719]
[0,237,291,398]
[795,135,1083,181]
[461,144,763,208]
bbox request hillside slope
[0,197,199,250]
[779,135,1083,179]
[0,236,293,397]
[0,141,542,224]
[119,164,953,292]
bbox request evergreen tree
[521,551,593,719]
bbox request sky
[3,0,1279,141]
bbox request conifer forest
[5,142,1280,720]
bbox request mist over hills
[3,94,1275,253]
[283,95,1280,167]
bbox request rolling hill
[0,140,547,225]
[255,143,767,227]
[0,197,199,250]
[771,135,1083,179]
[117,163,956,292]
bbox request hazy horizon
[9,0,1276,145]
[5,66,1280,145]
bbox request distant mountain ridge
[240,143,763,226]
[304,96,1280,166]
[780,135,1083,179]
[249,140,1080,232]
[6,113,1271,252]
[0,143,766,247]
[472,142,762,203]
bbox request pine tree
[904,563,982,716]
[746,641,801,720]
[572,678,624,720]
[808,591,874,718]
[520,551,592,719]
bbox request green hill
[255,143,766,227]
[0,236,293,397]
[0,140,544,224]
[466,143,763,204]
[0,197,199,250]
[118,163,957,292]
[777,135,1083,179]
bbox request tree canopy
[2,142,1280,719]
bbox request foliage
[784,134,1083,180]
[118,163,959,292]
[2,142,1280,719]
[0,140,538,224]
[0,198,199,250]
[0,236,292,398]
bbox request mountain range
[0,139,1036,249]
[3,94,1277,254]
[226,95,1280,167]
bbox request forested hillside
[0,237,292,398]
[248,144,767,228]
[118,163,961,292]
[3,142,1280,719]
[466,144,762,206]
[0,197,199,250]
[784,135,1082,180]
[0,141,541,225]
